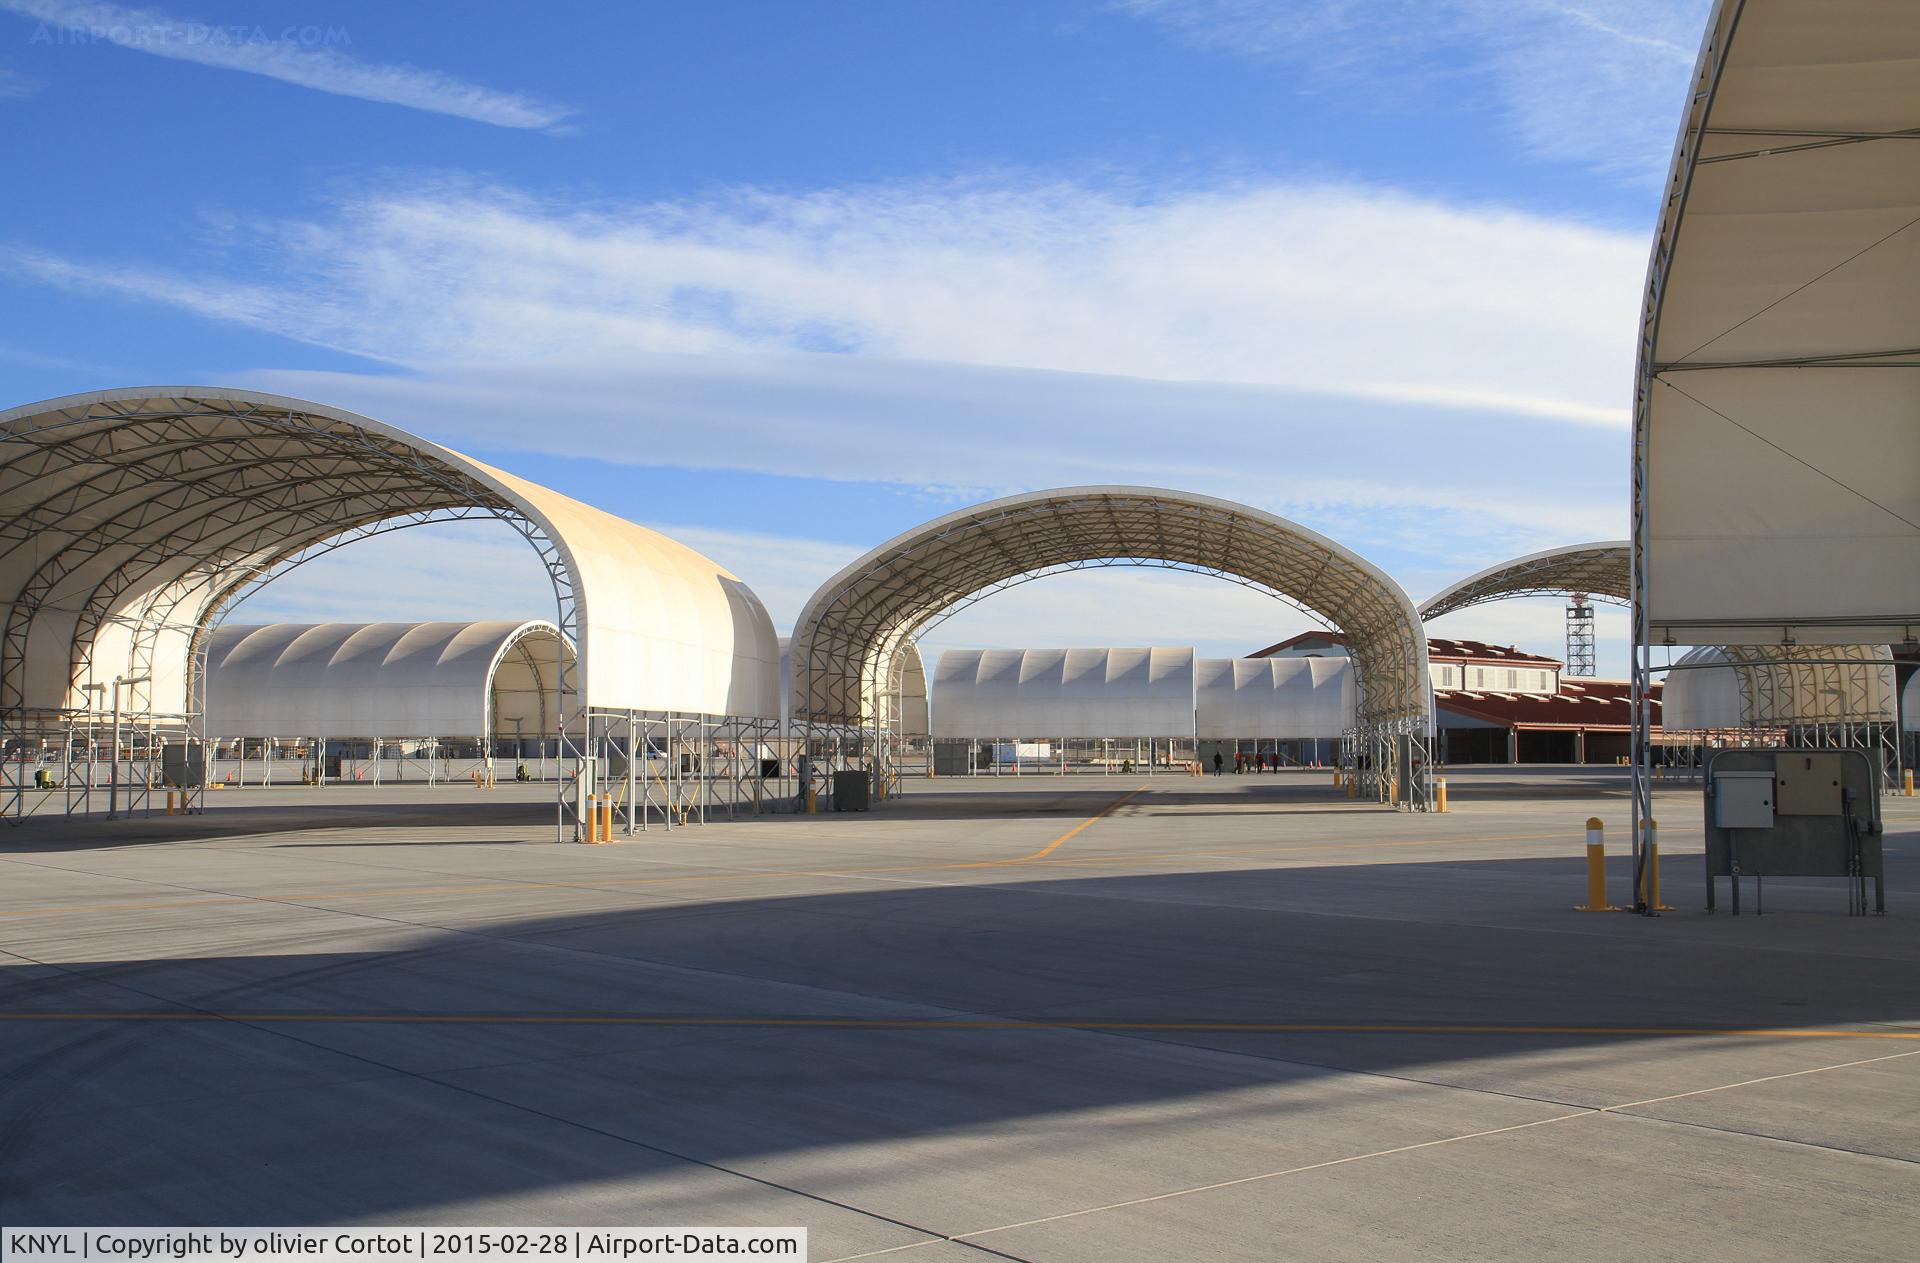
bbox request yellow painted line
[908,784,1150,869]
[0,1011,1914,1039]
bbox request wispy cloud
[5,167,1636,567]
[1116,0,1709,181]
[2,0,574,130]
[7,173,1643,426]
[0,62,41,96]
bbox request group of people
[1210,749,1283,775]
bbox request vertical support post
[1639,821,1668,912]
[107,678,122,819]
[626,709,637,836]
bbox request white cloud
[234,354,1628,567]
[9,174,1642,428]
[1117,0,1709,181]
[0,62,41,96]
[4,0,573,129]
[7,169,1638,655]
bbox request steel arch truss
[0,390,583,822]
[1419,543,1630,621]
[788,487,1436,809]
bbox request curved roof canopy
[1196,656,1354,740]
[1420,542,1628,620]
[0,388,779,725]
[207,620,571,739]
[1659,647,1745,731]
[931,648,1196,739]
[1636,1,1920,645]
[790,487,1430,731]
[1662,644,1896,729]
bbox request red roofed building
[1251,631,1661,764]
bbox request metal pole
[107,678,121,819]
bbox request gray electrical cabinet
[1704,748,1883,914]
[161,742,204,787]
[1713,770,1774,829]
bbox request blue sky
[0,0,1713,670]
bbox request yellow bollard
[1435,778,1449,813]
[1654,764,1663,781]
[1577,817,1616,911]
[1905,768,1914,797]
[806,787,818,815]
[165,790,176,816]
[1332,771,1342,789]
[599,794,614,843]
[1346,775,1358,800]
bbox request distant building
[1251,632,1660,765]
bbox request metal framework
[788,487,1437,809]
[1648,646,1902,792]
[1565,596,1597,678]
[1418,542,1630,621]
[0,388,778,838]
[1629,1,1920,911]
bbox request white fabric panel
[1660,644,1896,728]
[477,461,780,719]
[1642,3,1920,644]
[207,621,572,739]
[0,388,781,723]
[895,643,930,737]
[932,648,1196,738]
[1195,657,1356,739]
[1660,648,1744,731]
[1905,672,1920,735]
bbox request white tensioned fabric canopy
[1420,543,1628,620]
[1662,644,1896,729]
[931,648,1196,739]
[0,388,779,727]
[206,621,571,740]
[1904,672,1920,734]
[1195,657,1355,740]
[790,487,1430,732]
[1660,647,1744,731]
[1634,1,1920,646]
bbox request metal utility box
[1713,770,1775,829]
[161,742,204,787]
[932,742,972,777]
[831,769,871,812]
[1775,752,1844,816]
[1704,747,1883,915]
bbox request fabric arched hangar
[788,486,1435,808]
